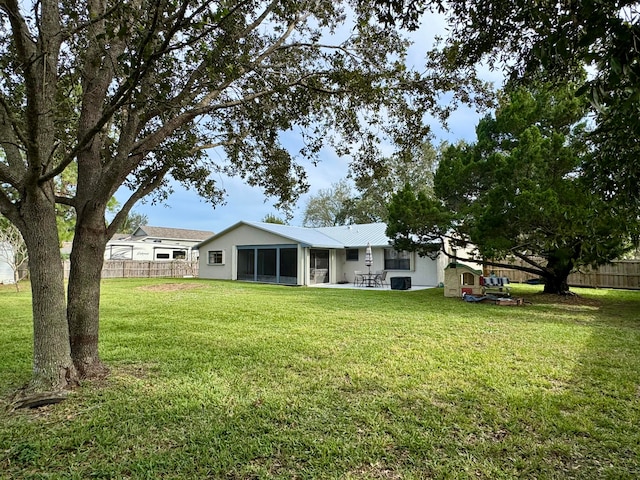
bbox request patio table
[362,272,380,287]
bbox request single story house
[0,241,15,284]
[197,221,453,287]
[105,225,214,262]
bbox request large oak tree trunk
[20,190,78,391]
[542,251,575,295]
[68,35,113,378]
[68,206,109,378]
[542,274,571,295]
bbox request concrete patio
[309,282,435,291]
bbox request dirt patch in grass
[111,362,157,380]
[137,283,202,292]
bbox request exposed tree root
[10,390,69,410]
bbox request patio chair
[374,270,388,287]
[354,270,365,287]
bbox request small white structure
[197,221,457,287]
[104,226,214,262]
[0,242,15,284]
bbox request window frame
[383,248,412,271]
[208,250,224,265]
[345,248,359,261]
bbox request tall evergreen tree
[388,82,639,294]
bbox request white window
[208,250,224,265]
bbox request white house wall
[334,247,441,286]
[411,254,441,286]
[334,247,366,284]
[0,242,15,284]
[199,224,305,284]
[198,223,452,287]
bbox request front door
[310,249,329,285]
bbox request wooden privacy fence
[64,260,199,279]
[489,260,640,290]
[61,259,640,288]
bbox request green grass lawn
[1,280,639,479]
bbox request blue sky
[116,14,504,234]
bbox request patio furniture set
[354,270,388,288]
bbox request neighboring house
[105,226,214,262]
[197,221,455,287]
[0,242,15,284]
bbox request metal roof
[242,221,345,248]
[198,221,391,249]
[315,223,391,248]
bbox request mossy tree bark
[67,207,109,378]
[20,189,78,391]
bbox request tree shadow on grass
[2,286,639,478]
[425,288,640,478]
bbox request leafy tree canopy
[303,141,439,227]
[371,1,640,208]
[387,81,639,294]
[262,213,287,224]
[118,211,150,234]
[428,0,640,208]
[303,180,355,227]
[352,140,438,222]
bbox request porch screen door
[310,249,329,284]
